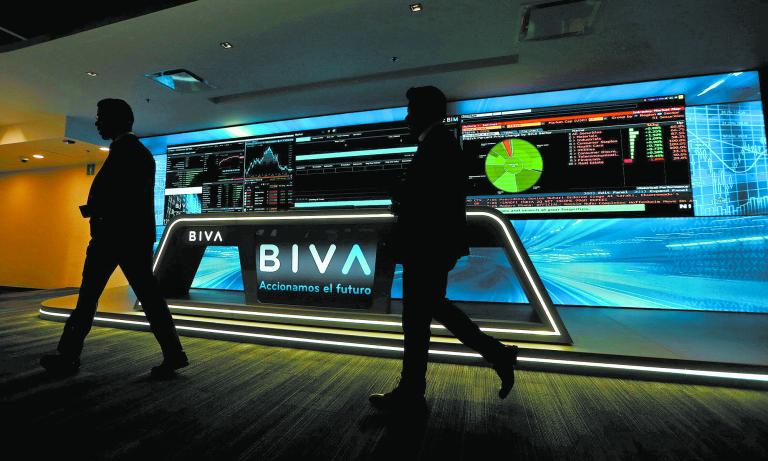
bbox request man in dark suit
[40,99,188,378]
[369,86,519,413]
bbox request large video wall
[143,71,768,313]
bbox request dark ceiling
[0,0,765,139]
[0,1,195,51]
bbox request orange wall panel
[0,164,128,289]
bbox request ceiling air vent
[145,69,214,93]
[520,0,601,41]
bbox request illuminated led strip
[517,356,768,381]
[38,308,768,382]
[167,304,559,336]
[152,210,563,336]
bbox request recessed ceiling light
[220,42,234,49]
[99,147,110,152]
[86,71,98,77]
[409,3,423,12]
[32,154,45,159]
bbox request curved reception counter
[40,207,768,387]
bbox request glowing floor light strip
[153,210,563,337]
[167,304,559,336]
[517,357,768,382]
[39,308,768,383]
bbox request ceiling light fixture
[32,154,45,159]
[145,69,213,93]
[86,71,98,77]
[409,3,423,12]
[220,41,233,49]
[520,0,602,41]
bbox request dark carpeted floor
[1,289,766,460]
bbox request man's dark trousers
[400,255,506,393]
[57,221,183,359]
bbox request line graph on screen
[688,101,768,216]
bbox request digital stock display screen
[291,122,416,209]
[243,134,295,211]
[163,122,418,223]
[461,96,693,217]
[164,97,697,220]
[149,70,768,313]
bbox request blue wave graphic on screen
[191,246,244,290]
[387,216,768,313]
[184,216,768,312]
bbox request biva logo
[259,244,371,276]
[187,230,224,243]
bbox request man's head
[95,99,134,140]
[405,86,447,135]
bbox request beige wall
[0,163,128,289]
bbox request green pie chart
[485,138,543,193]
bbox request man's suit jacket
[86,133,157,244]
[392,123,470,263]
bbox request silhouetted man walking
[40,99,188,378]
[370,86,519,414]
